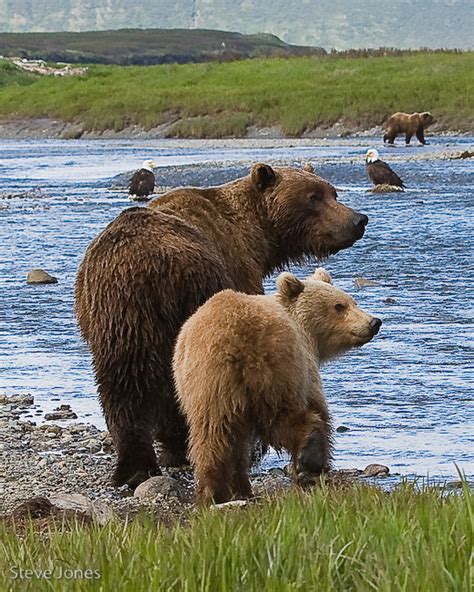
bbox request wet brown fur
[75,164,368,488]
[384,111,434,145]
[174,269,381,505]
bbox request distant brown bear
[174,269,381,504]
[383,111,434,146]
[75,164,368,489]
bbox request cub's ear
[276,272,305,299]
[251,163,276,191]
[303,162,314,174]
[311,268,332,284]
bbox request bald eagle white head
[141,159,157,172]
[365,149,380,164]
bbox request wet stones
[44,404,78,421]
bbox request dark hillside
[0,29,325,65]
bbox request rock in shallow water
[26,269,58,284]
[363,464,390,477]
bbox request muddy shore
[0,117,467,141]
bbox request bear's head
[250,163,368,262]
[276,268,381,362]
[420,112,434,127]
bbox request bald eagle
[129,160,156,200]
[365,149,405,188]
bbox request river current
[1,136,472,481]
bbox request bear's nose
[353,213,369,238]
[369,317,382,335]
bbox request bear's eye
[335,303,346,313]
[308,192,320,204]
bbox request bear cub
[173,268,382,504]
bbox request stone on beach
[363,464,390,477]
[133,476,186,501]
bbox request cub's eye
[335,303,346,313]
[309,193,320,204]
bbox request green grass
[0,60,37,88]
[1,483,472,591]
[0,52,472,136]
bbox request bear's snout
[369,317,382,335]
[352,213,369,239]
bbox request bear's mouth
[350,331,374,345]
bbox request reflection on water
[1,136,473,480]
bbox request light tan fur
[173,268,381,504]
[384,111,434,145]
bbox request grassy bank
[0,60,36,88]
[0,52,473,137]
[1,483,472,591]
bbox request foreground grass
[0,52,472,135]
[1,483,472,591]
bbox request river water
[1,136,473,482]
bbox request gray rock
[354,276,380,289]
[133,476,185,500]
[363,463,390,477]
[44,410,78,421]
[48,493,114,525]
[384,297,397,304]
[26,269,58,284]
[336,425,350,433]
[1,394,34,406]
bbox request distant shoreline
[0,116,470,141]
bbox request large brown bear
[383,111,434,145]
[75,163,368,488]
[174,269,382,504]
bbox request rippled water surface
[1,136,473,481]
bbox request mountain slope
[0,0,472,50]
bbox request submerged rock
[26,269,58,284]
[369,184,404,193]
[354,276,380,289]
[363,464,390,477]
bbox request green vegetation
[1,483,472,591]
[0,60,36,87]
[0,29,322,65]
[0,52,472,136]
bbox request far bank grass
[1,483,472,591]
[0,52,473,136]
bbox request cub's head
[420,112,434,127]
[250,163,368,262]
[276,268,381,362]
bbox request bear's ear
[251,163,276,191]
[311,268,333,284]
[276,272,305,299]
[303,162,314,174]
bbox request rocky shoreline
[0,117,468,141]
[1,394,398,526]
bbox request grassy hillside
[0,59,36,87]
[1,484,472,591]
[0,0,472,50]
[0,52,472,136]
[0,29,325,65]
